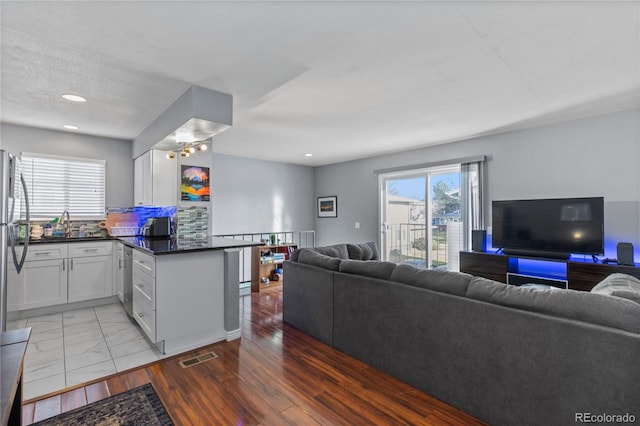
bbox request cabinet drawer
[133,288,156,342]
[25,244,68,261]
[133,250,155,277]
[68,241,113,258]
[133,270,154,308]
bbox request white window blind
[21,153,106,219]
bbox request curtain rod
[373,155,486,175]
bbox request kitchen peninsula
[118,236,260,355]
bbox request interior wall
[0,123,133,209]
[314,109,640,260]
[211,153,314,235]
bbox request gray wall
[211,153,315,235]
[314,109,640,259]
[0,123,133,208]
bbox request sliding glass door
[380,165,462,270]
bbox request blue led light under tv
[492,197,604,259]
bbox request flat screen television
[492,197,604,258]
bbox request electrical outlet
[355,221,360,229]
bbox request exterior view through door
[379,158,484,272]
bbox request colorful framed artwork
[317,195,337,218]
[181,165,210,202]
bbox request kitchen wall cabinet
[8,241,114,312]
[134,151,152,206]
[134,150,177,206]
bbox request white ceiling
[1,1,639,166]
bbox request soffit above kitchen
[1,1,639,166]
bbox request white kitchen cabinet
[132,250,156,341]
[134,150,177,206]
[13,243,68,311]
[67,241,113,303]
[20,258,68,309]
[131,247,225,355]
[68,255,113,302]
[134,150,152,206]
[7,241,114,311]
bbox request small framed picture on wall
[317,196,337,218]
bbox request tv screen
[492,197,604,257]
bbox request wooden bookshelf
[251,243,298,292]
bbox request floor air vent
[179,351,219,368]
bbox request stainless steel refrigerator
[0,150,30,331]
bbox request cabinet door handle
[70,259,74,270]
[118,259,122,269]
[84,248,99,253]
[35,252,52,256]
[62,259,65,271]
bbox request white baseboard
[226,328,241,341]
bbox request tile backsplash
[176,206,208,239]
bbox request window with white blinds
[21,153,106,219]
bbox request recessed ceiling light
[62,94,87,103]
[304,153,313,157]
[63,125,79,130]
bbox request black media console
[459,251,640,291]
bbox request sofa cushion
[290,248,302,262]
[297,249,341,270]
[339,259,397,281]
[347,242,380,260]
[390,264,472,297]
[314,244,349,259]
[610,290,640,305]
[467,277,640,334]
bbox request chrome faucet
[59,210,71,237]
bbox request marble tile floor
[7,303,164,400]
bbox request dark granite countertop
[23,235,261,255]
[25,236,115,244]
[118,236,261,255]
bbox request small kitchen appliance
[141,217,171,238]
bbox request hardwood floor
[22,286,486,425]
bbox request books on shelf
[260,252,286,264]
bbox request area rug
[33,383,173,426]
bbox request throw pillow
[314,244,349,259]
[591,273,640,295]
[346,242,380,260]
[297,249,341,271]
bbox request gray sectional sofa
[282,243,640,426]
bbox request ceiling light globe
[62,94,87,103]
[198,143,208,151]
[188,146,196,154]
